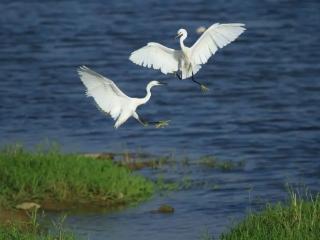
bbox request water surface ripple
[0,0,319,239]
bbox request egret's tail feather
[181,65,201,79]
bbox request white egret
[77,66,168,129]
[129,23,246,92]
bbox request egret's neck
[179,34,187,51]
[139,84,153,105]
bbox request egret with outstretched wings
[129,23,246,92]
[78,66,168,128]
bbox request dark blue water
[1,0,320,239]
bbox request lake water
[1,0,320,239]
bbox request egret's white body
[78,66,163,128]
[129,23,246,80]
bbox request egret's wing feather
[77,66,129,122]
[191,23,246,65]
[129,42,180,74]
[78,66,127,98]
[114,111,132,129]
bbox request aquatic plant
[199,156,245,171]
[220,192,320,240]
[200,228,214,240]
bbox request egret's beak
[175,33,182,39]
[158,81,167,85]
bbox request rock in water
[154,204,174,214]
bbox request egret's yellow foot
[200,84,209,93]
[155,120,170,128]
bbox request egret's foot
[200,84,209,93]
[155,120,170,128]
[141,121,149,127]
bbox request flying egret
[129,23,246,92]
[77,66,169,129]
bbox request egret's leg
[133,112,148,126]
[187,64,208,92]
[135,117,147,126]
[191,72,209,92]
[133,112,169,128]
[177,70,207,91]
[138,118,148,126]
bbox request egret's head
[148,80,166,88]
[175,29,187,39]
[151,80,166,86]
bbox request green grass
[220,192,320,240]
[0,209,75,240]
[0,225,75,240]
[0,144,154,209]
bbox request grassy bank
[0,226,74,240]
[220,192,320,240]
[0,209,75,240]
[0,144,154,210]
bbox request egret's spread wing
[78,66,129,121]
[191,23,246,65]
[129,42,180,74]
[78,66,127,98]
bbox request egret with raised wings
[78,66,169,129]
[129,23,246,92]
